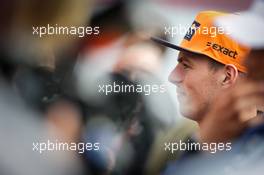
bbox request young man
[155,2,264,175]
[152,11,251,125]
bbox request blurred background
[0,0,257,175]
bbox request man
[152,11,251,125]
[150,10,261,175]
[156,1,264,174]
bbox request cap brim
[151,37,203,55]
[215,13,264,49]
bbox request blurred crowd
[0,0,263,175]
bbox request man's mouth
[176,88,185,96]
[176,88,187,103]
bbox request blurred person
[12,65,60,111]
[76,10,179,175]
[76,1,176,127]
[2,0,92,66]
[5,0,93,111]
[0,31,84,175]
[82,72,165,175]
[113,30,167,75]
[110,30,197,175]
[43,95,95,174]
[44,95,86,143]
[74,4,176,173]
[0,0,93,174]
[145,118,197,175]
[81,73,143,175]
[113,29,179,124]
[76,0,133,106]
[0,70,83,175]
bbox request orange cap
[152,11,251,73]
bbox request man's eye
[182,63,190,69]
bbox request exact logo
[184,21,201,41]
[206,42,238,59]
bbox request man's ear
[221,64,239,87]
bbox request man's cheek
[185,89,200,109]
[183,84,194,101]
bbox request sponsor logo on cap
[184,21,201,41]
[206,42,238,59]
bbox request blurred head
[245,49,264,113]
[1,0,91,68]
[169,51,243,121]
[113,29,167,75]
[215,0,264,49]
[45,96,85,142]
[246,49,264,81]
[215,2,264,113]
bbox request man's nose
[168,66,183,86]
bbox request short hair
[206,55,245,76]
[207,57,224,71]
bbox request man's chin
[179,107,199,121]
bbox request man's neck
[239,106,257,122]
